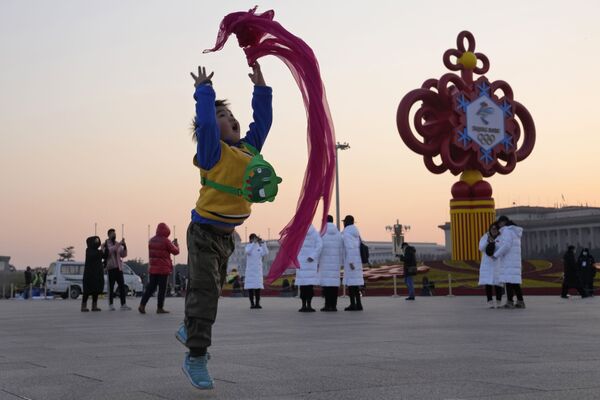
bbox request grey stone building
[0,256,12,272]
[439,205,600,259]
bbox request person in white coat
[478,222,503,308]
[296,225,323,312]
[342,215,364,311]
[493,216,525,309]
[244,234,268,309]
[319,215,344,311]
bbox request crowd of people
[241,215,368,312]
[79,224,181,313]
[22,266,47,299]
[478,215,597,308]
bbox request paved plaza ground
[1,295,600,400]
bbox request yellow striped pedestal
[450,199,495,261]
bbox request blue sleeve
[194,84,221,170]
[242,86,273,152]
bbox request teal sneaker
[175,323,187,345]
[182,352,214,390]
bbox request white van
[46,261,144,299]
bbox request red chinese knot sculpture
[396,31,535,183]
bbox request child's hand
[190,66,214,88]
[248,62,266,86]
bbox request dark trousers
[582,273,595,296]
[322,286,338,309]
[485,285,503,302]
[82,293,98,305]
[248,289,261,306]
[185,223,234,357]
[348,286,362,307]
[405,276,415,298]
[561,279,586,298]
[141,274,169,308]
[299,285,314,308]
[506,283,524,302]
[108,268,127,306]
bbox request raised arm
[245,243,256,255]
[243,62,273,152]
[191,66,221,170]
[261,242,269,256]
[167,240,180,256]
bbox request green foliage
[58,246,75,261]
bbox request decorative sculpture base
[450,170,495,261]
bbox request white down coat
[244,242,268,289]
[295,225,323,286]
[318,222,344,287]
[342,224,364,286]
[478,232,501,286]
[494,225,523,284]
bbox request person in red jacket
[139,223,180,314]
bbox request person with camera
[139,223,180,314]
[244,233,269,309]
[103,228,131,311]
[401,242,417,301]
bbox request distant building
[0,256,12,272]
[439,205,600,258]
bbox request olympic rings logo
[477,133,496,146]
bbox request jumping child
[177,63,273,390]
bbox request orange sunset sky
[1,1,600,268]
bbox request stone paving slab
[1,295,600,399]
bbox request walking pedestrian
[139,223,180,314]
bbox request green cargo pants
[184,222,234,351]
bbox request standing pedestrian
[561,245,586,298]
[577,248,596,297]
[139,223,180,314]
[401,242,417,300]
[244,234,268,309]
[23,266,32,299]
[494,216,525,309]
[478,223,503,308]
[319,215,344,312]
[82,236,104,312]
[341,215,364,311]
[296,225,323,312]
[103,228,131,311]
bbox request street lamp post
[335,142,350,230]
[385,220,411,256]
